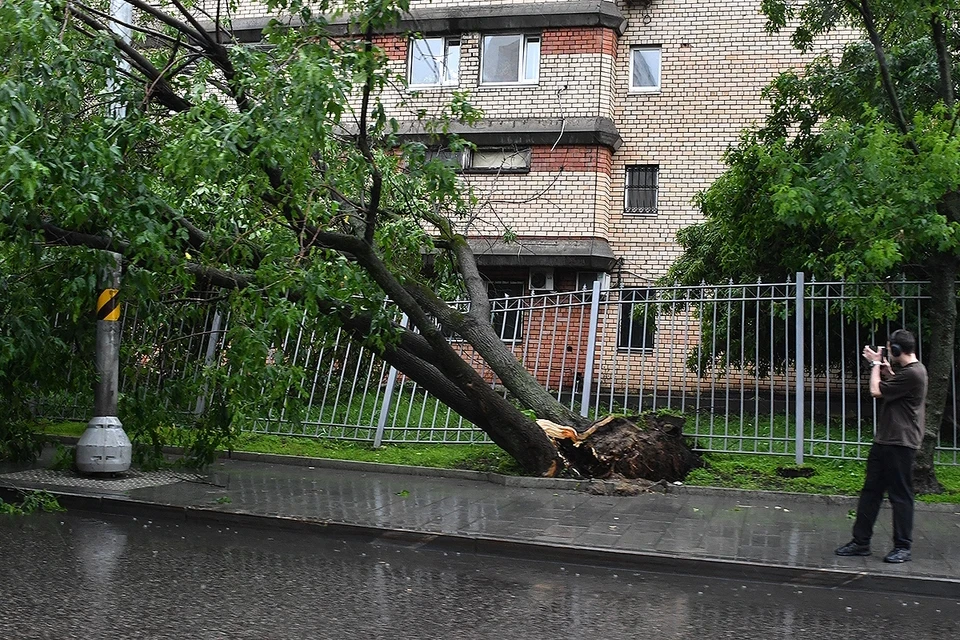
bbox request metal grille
[624,164,658,215]
[34,277,960,465]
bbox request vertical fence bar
[580,280,602,418]
[374,314,408,448]
[795,272,805,465]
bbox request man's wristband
[872,361,882,367]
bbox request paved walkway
[2,450,959,597]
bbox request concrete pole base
[76,416,132,474]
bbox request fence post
[374,314,407,448]
[195,309,223,415]
[580,280,602,418]
[795,272,805,465]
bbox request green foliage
[0,490,65,515]
[0,0,486,464]
[671,3,960,290]
[664,2,960,385]
[0,421,47,463]
[48,444,75,472]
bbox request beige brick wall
[609,0,852,286]
[191,0,855,289]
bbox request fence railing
[37,275,960,465]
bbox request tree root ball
[559,414,702,482]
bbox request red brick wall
[541,27,618,57]
[531,146,613,174]
[373,34,407,61]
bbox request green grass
[685,453,960,503]
[230,432,523,474]
[32,419,960,501]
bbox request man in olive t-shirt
[835,329,928,564]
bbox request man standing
[835,329,928,563]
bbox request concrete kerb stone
[3,482,958,599]
[45,435,960,512]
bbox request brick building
[210,0,848,395]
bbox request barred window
[489,282,525,342]
[618,289,657,353]
[624,165,658,216]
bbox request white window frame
[408,36,461,88]
[480,34,541,86]
[629,46,661,93]
[465,147,532,173]
[426,147,532,173]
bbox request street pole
[76,1,133,474]
[76,253,132,473]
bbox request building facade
[220,0,842,288]
[208,0,848,394]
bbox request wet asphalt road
[0,511,958,640]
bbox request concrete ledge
[224,1,628,42]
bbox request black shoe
[835,541,871,556]
[883,548,912,563]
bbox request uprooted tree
[0,0,699,478]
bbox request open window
[409,37,461,88]
[481,34,540,84]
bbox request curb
[2,483,957,599]
[43,436,960,511]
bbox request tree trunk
[459,313,591,430]
[373,328,565,477]
[915,258,956,493]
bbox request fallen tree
[0,0,700,479]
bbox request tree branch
[358,27,383,245]
[931,13,954,110]
[67,5,193,113]
[848,0,919,152]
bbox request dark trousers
[852,444,917,549]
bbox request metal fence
[38,276,960,465]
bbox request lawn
[33,420,960,503]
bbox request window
[426,147,532,173]
[618,289,656,353]
[481,34,540,84]
[630,47,661,92]
[409,37,460,87]
[624,165,658,215]
[426,148,468,170]
[489,282,525,342]
[468,147,531,172]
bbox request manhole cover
[0,468,204,491]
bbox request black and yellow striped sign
[96,289,121,321]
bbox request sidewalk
[2,449,959,598]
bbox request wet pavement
[2,511,959,640]
[2,451,959,598]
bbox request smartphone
[879,346,887,360]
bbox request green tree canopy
[0,0,593,474]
